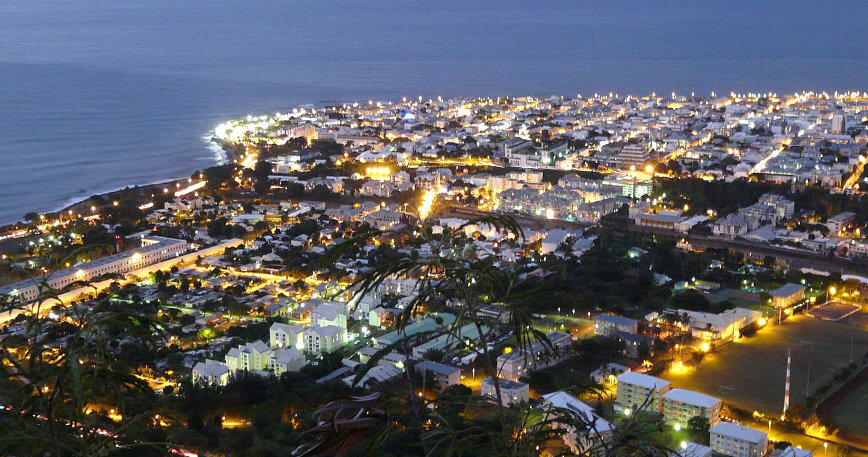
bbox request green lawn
[663,314,868,415]
[831,378,868,439]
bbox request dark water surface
[0,0,865,223]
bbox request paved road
[0,238,245,324]
[616,220,868,277]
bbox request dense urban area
[1,91,867,457]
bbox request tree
[254,178,271,196]
[666,289,712,312]
[687,415,711,445]
[422,348,445,363]
[253,159,272,182]
[203,164,238,192]
[0,279,167,456]
[293,198,674,457]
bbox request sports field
[829,369,868,439]
[664,314,868,415]
[808,301,862,321]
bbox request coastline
[0,134,241,231]
[56,136,241,216]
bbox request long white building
[710,422,768,457]
[541,391,614,454]
[662,388,722,427]
[614,371,671,414]
[0,235,189,303]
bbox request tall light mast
[782,348,791,419]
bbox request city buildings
[0,235,189,303]
[662,388,722,427]
[710,422,769,457]
[497,331,571,382]
[481,377,529,406]
[614,372,671,414]
[541,391,614,454]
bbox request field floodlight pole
[782,347,791,419]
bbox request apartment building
[710,422,768,457]
[192,359,231,386]
[497,331,571,381]
[615,372,671,414]
[542,391,613,454]
[662,388,722,427]
[594,314,639,337]
[0,235,189,303]
[481,377,529,406]
[269,347,305,375]
[270,322,304,350]
[304,325,346,355]
[225,340,272,372]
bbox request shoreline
[56,135,241,216]
[1,135,240,231]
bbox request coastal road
[614,220,868,277]
[685,235,868,276]
[0,239,245,325]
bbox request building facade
[615,372,671,414]
[481,377,529,406]
[710,422,768,457]
[662,388,722,427]
[0,235,189,303]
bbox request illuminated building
[0,235,188,303]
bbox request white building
[192,359,231,386]
[481,377,529,406]
[757,194,794,219]
[0,235,189,303]
[270,322,304,350]
[541,391,614,454]
[771,446,812,457]
[269,347,305,375]
[310,302,348,329]
[710,422,768,457]
[594,314,639,337]
[304,325,346,355]
[416,361,461,387]
[615,372,671,414]
[497,331,571,381]
[662,388,722,427]
[672,443,713,457]
[225,340,272,372]
[826,212,856,234]
[673,307,761,341]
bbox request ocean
[0,0,865,224]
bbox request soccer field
[664,314,868,415]
[807,301,862,321]
[829,372,868,439]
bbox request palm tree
[323,196,547,411]
[0,264,169,456]
[296,196,672,457]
